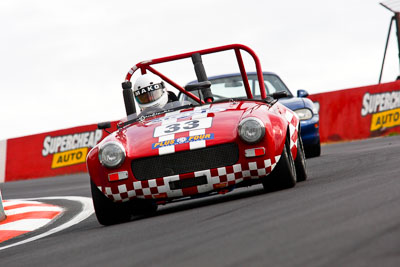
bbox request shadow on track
[130,185,270,221]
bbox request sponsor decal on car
[361,91,400,131]
[42,130,103,168]
[152,133,214,149]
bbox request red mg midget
[86,44,307,225]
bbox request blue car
[180,72,321,157]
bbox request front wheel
[262,133,297,191]
[90,180,132,226]
[295,132,308,182]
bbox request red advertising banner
[309,81,400,142]
[4,122,117,182]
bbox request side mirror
[98,121,112,134]
[184,81,211,92]
[297,89,309,98]
[272,91,288,99]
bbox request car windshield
[181,73,293,102]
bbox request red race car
[87,44,307,225]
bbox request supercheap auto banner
[309,80,400,142]
[2,123,116,182]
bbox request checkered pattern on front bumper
[98,155,281,202]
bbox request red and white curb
[0,196,94,250]
[0,199,64,243]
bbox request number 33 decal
[164,120,199,133]
[154,117,213,137]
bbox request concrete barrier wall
[0,140,6,183]
[308,80,400,143]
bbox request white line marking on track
[5,206,63,216]
[0,196,94,251]
[3,200,44,207]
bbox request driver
[133,73,178,111]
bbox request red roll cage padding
[124,44,267,103]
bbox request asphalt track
[1,135,400,267]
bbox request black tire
[305,140,321,158]
[295,133,308,182]
[90,179,132,226]
[262,133,297,191]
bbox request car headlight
[238,117,265,144]
[295,108,313,121]
[98,141,126,168]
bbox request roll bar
[122,44,266,116]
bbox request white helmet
[133,74,168,111]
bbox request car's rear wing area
[122,44,267,116]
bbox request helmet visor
[134,82,165,104]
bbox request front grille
[132,143,239,181]
[169,175,208,190]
